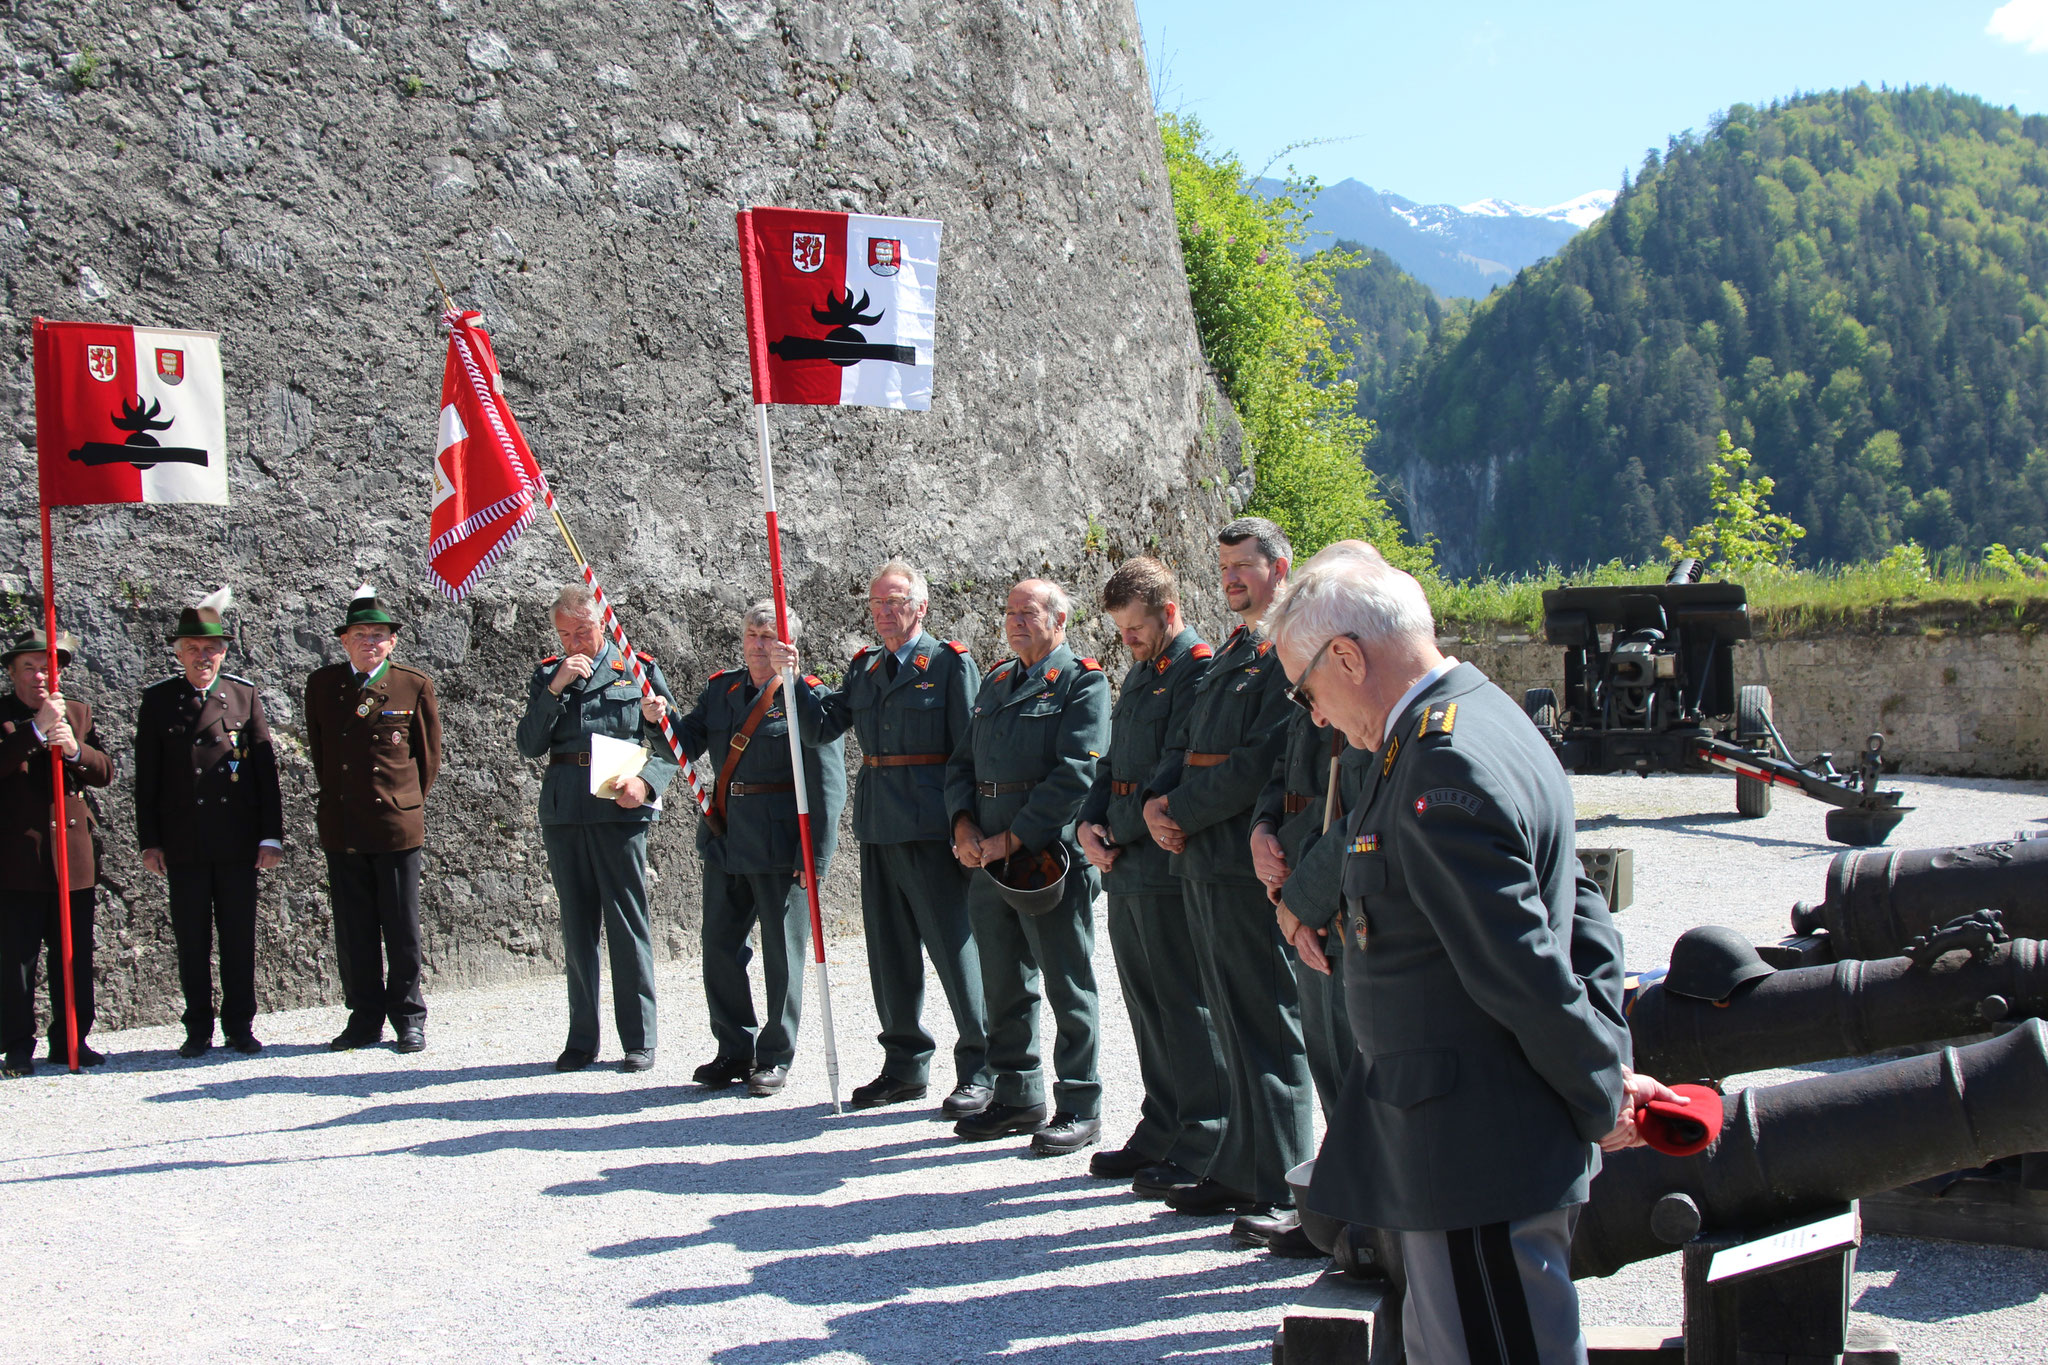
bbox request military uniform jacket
[1273,742,1372,932]
[818,629,978,845]
[1079,628,1210,895]
[304,661,442,854]
[677,667,845,878]
[945,642,1109,856]
[514,641,681,826]
[1312,663,1630,1232]
[0,693,113,892]
[134,673,285,863]
[1254,710,1352,930]
[1145,623,1291,884]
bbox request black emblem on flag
[68,396,208,470]
[768,288,917,368]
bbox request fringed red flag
[428,310,539,601]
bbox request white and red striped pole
[755,402,842,1115]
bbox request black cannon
[1571,1019,2048,1277]
[1527,560,1910,846]
[1629,923,2048,1081]
[1789,834,2048,960]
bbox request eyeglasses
[1284,633,1356,713]
[868,595,917,610]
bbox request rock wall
[0,0,1246,1028]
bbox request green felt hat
[170,585,234,642]
[335,583,402,636]
[2,627,78,668]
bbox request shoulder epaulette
[1078,657,1102,672]
[1419,703,1458,738]
[1190,642,1214,660]
[221,672,255,687]
[539,655,560,666]
[945,640,970,655]
[389,662,430,679]
[803,674,822,688]
[635,649,654,664]
[711,666,740,679]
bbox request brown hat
[170,585,234,642]
[1,628,78,668]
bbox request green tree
[1662,431,1807,575]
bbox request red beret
[1636,1082,1724,1157]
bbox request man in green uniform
[946,579,1109,1155]
[305,587,442,1054]
[135,587,285,1059]
[1078,556,1227,1196]
[677,600,845,1098]
[1143,517,1311,1236]
[818,560,992,1118]
[516,584,681,1074]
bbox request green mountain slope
[1327,241,1455,419]
[1380,86,2048,574]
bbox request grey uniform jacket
[1309,663,1631,1232]
[515,641,681,826]
[818,630,978,845]
[1078,629,1211,895]
[1145,624,1291,884]
[945,642,1110,857]
[677,666,846,878]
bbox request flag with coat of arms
[736,208,942,410]
[428,310,541,601]
[33,319,228,507]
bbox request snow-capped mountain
[1255,178,1617,298]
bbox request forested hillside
[1328,242,1453,418]
[1378,87,2048,573]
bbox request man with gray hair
[818,561,993,1118]
[1270,541,1677,1363]
[517,584,681,1073]
[675,599,846,1098]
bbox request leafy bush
[1661,431,1807,576]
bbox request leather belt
[976,780,1035,796]
[1185,751,1229,768]
[728,782,794,797]
[549,751,591,766]
[1283,793,1312,815]
[1110,779,1138,796]
[864,753,948,768]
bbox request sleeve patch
[1189,642,1214,660]
[1078,657,1102,672]
[1420,703,1458,737]
[1414,787,1482,817]
[945,640,970,655]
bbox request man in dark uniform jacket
[676,599,845,1098]
[1143,517,1310,1240]
[0,629,113,1075]
[135,587,285,1058]
[305,587,442,1054]
[817,560,992,1118]
[517,584,680,1074]
[946,578,1110,1155]
[1273,542,1676,1364]
[1077,557,1228,1195]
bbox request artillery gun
[1526,559,1910,846]
[1784,833,2048,962]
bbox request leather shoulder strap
[710,676,783,831]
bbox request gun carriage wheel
[1734,684,1774,818]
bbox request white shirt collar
[1382,657,1460,749]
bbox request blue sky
[1133,0,2048,208]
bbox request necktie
[354,671,369,691]
[885,652,900,681]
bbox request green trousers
[542,823,656,1054]
[967,856,1101,1118]
[1105,889,1227,1170]
[1292,914,1354,1122]
[701,866,810,1068]
[860,839,991,1090]
[1183,877,1315,1204]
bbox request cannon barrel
[1629,938,2048,1081]
[1572,1019,2048,1278]
[1790,836,2048,958]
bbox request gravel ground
[2,772,2045,1363]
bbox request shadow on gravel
[1851,1236,2048,1320]
[145,1062,548,1103]
[1575,810,1830,853]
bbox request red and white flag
[737,208,942,410]
[429,311,541,601]
[34,319,228,507]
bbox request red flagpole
[38,500,79,1073]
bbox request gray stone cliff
[0,0,1245,1028]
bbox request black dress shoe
[1088,1143,1155,1179]
[2,1053,33,1078]
[1266,1219,1330,1259]
[1166,1177,1264,1216]
[1230,1206,1296,1247]
[850,1073,927,1109]
[1132,1161,1201,1200]
[953,1101,1048,1141]
[53,1043,108,1067]
[1030,1112,1101,1156]
[746,1063,789,1096]
[620,1049,657,1074]
[227,1034,263,1055]
[330,1027,382,1052]
[692,1053,750,1087]
[941,1083,993,1119]
[178,1036,213,1059]
[555,1048,595,1072]
[393,1027,426,1054]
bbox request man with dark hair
[1079,557,1227,1196]
[819,561,993,1118]
[1143,517,1313,1240]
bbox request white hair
[1016,579,1070,623]
[551,584,601,622]
[1269,541,1434,655]
[871,560,930,606]
[743,598,801,642]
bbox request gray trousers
[1183,877,1314,1203]
[1399,1205,1584,1365]
[967,858,1101,1118]
[1293,912,1355,1122]
[702,866,810,1068]
[542,823,656,1054]
[1105,888,1227,1170]
[860,839,990,1089]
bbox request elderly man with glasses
[818,561,994,1119]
